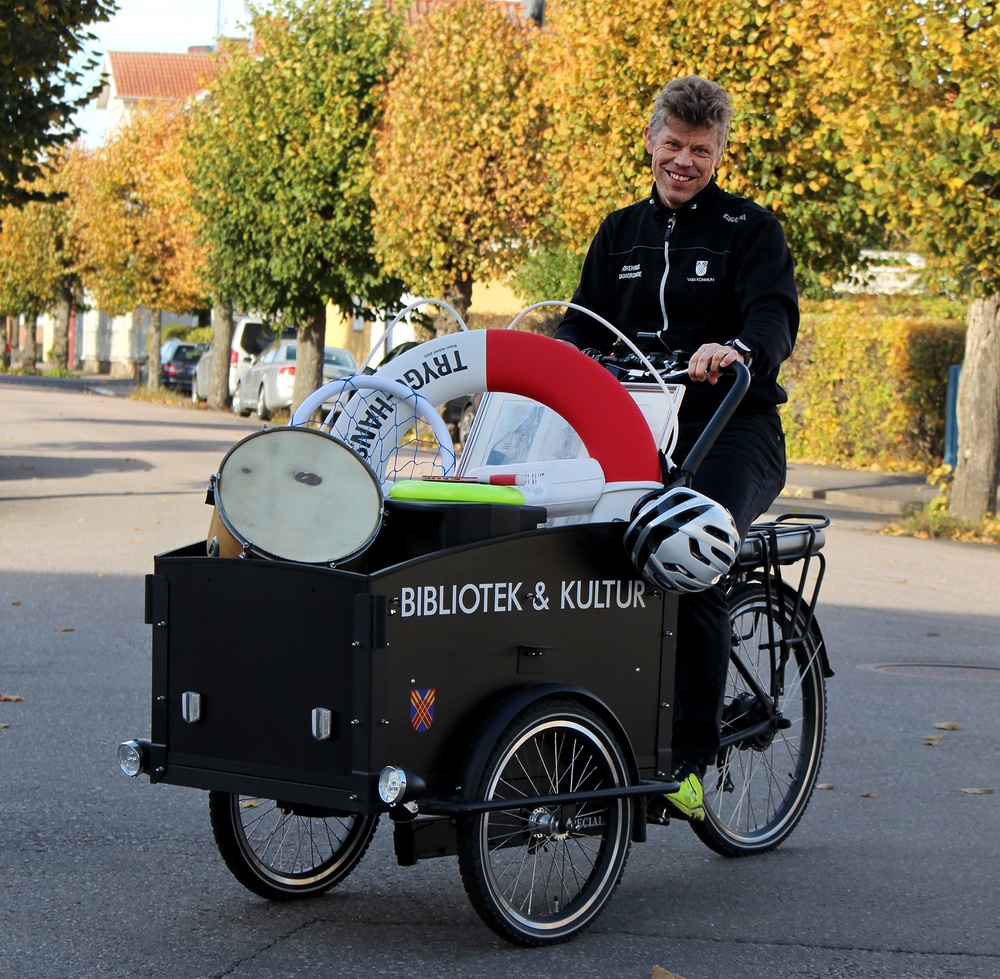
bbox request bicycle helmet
[624,486,739,593]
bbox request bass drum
[207,427,383,566]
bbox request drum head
[215,428,383,564]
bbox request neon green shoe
[665,764,705,821]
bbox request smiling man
[555,76,799,824]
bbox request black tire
[692,580,827,857]
[457,698,632,946]
[232,382,251,417]
[256,386,270,421]
[457,403,477,449]
[208,792,378,900]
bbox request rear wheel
[457,699,632,946]
[256,386,270,421]
[692,580,827,856]
[209,792,377,900]
[232,382,251,417]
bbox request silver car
[234,339,358,419]
[193,318,295,403]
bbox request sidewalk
[783,461,935,516]
[0,368,137,398]
[1,369,937,516]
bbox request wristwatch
[724,337,753,369]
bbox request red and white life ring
[373,329,661,484]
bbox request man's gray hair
[648,76,733,150]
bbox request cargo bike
[118,312,832,946]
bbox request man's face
[644,119,724,209]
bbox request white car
[192,317,294,403]
[234,340,358,419]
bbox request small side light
[117,739,149,777]
[378,766,407,804]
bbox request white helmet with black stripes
[624,486,739,593]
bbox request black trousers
[669,407,786,771]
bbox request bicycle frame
[722,514,832,752]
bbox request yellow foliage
[72,102,209,315]
[371,0,548,299]
[782,297,966,470]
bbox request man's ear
[643,124,654,156]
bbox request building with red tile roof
[94,49,224,134]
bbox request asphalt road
[1,382,998,979]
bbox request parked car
[160,337,204,363]
[159,342,203,393]
[442,392,481,449]
[192,317,295,403]
[234,340,358,419]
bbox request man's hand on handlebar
[689,343,745,385]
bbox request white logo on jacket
[695,260,708,276]
[619,263,641,280]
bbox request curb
[0,373,136,397]
[780,482,933,516]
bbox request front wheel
[456,698,633,946]
[692,580,827,857]
[209,793,378,900]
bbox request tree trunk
[291,303,327,416]
[20,314,38,370]
[8,314,20,367]
[209,299,235,409]
[950,293,1000,520]
[50,285,72,370]
[434,274,473,336]
[145,308,163,391]
[2,315,10,369]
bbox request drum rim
[213,426,384,566]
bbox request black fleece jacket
[555,179,799,418]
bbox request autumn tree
[187,0,405,412]
[823,1,1000,519]
[0,198,59,369]
[0,0,117,209]
[536,0,884,296]
[0,150,84,370]
[371,0,549,332]
[73,102,208,388]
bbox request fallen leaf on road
[55,627,75,633]
[934,721,962,731]
[0,722,9,729]
[11,600,21,606]
[652,968,685,979]
[959,788,994,795]
[860,792,880,798]
[923,735,943,745]
[817,783,836,790]
[0,694,25,702]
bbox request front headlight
[117,739,149,777]
[378,766,426,805]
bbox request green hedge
[780,296,966,472]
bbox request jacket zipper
[659,214,676,334]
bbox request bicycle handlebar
[586,343,751,483]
